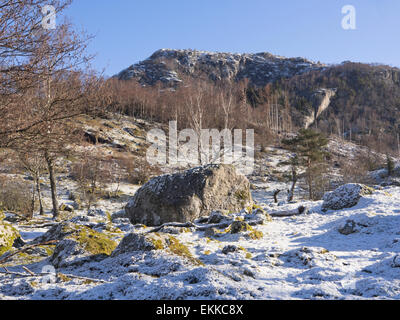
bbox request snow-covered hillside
[2,182,400,300]
[1,114,400,300]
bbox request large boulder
[125,164,252,226]
[322,184,374,211]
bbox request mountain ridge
[116,48,326,87]
[113,48,400,152]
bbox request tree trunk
[35,174,44,215]
[273,190,281,203]
[288,168,297,202]
[45,152,59,219]
[29,184,35,220]
[307,172,313,200]
[307,160,313,200]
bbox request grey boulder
[322,184,374,212]
[125,164,252,226]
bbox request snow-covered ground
[1,115,400,300]
[2,184,400,300]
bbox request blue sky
[65,0,400,76]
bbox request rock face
[322,184,374,211]
[125,164,252,226]
[303,88,337,129]
[116,49,325,87]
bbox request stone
[59,204,74,212]
[222,245,239,255]
[3,214,19,223]
[72,201,81,210]
[322,184,374,211]
[87,208,106,217]
[111,233,168,257]
[207,211,227,224]
[338,220,357,235]
[392,255,400,268]
[230,221,251,234]
[111,210,128,221]
[204,228,219,238]
[125,164,252,226]
[69,215,90,224]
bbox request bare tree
[1,1,102,218]
[17,149,46,216]
[0,0,74,147]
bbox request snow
[1,120,400,300]
[2,183,400,300]
[116,49,326,87]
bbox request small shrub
[247,230,264,240]
[125,158,162,185]
[0,176,35,216]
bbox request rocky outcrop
[322,184,374,212]
[33,222,118,268]
[125,164,252,226]
[0,221,20,256]
[116,49,325,87]
[304,88,337,129]
[111,232,202,266]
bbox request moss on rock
[230,221,253,234]
[60,224,117,256]
[166,236,204,266]
[111,232,169,256]
[34,222,118,268]
[0,221,20,256]
[112,232,203,266]
[247,230,264,240]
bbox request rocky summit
[116,49,325,87]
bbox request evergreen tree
[282,129,329,200]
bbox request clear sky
[64,0,400,76]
